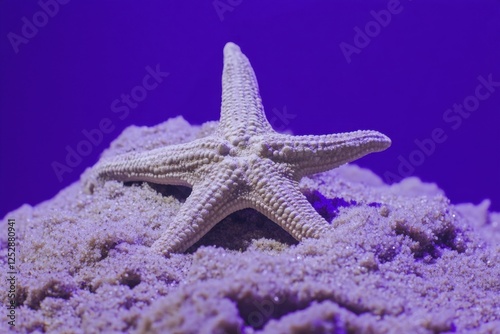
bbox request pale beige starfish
[85,42,391,255]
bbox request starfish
[85,42,391,255]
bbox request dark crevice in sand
[187,209,298,253]
[78,280,94,293]
[234,298,310,330]
[119,271,142,289]
[27,323,46,333]
[394,219,465,262]
[120,296,138,311]
[303,189,358,223]
[16,285,28,306]
[25,279,74,310]
[125,181,192,202]
[88,238,121,263]
[231,294,371,331]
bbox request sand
[1,116,499,333]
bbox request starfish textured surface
[85,42,391,255]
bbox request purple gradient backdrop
[1,0,499,218]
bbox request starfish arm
[257,130,391,178]
[84,137,225,192]
[245,159,330,241]
[218,42,273,142]
[151,160,248,255]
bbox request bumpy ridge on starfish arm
[256,131,391,179]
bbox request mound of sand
[1,117,498,333]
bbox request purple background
[1,0,499,218]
